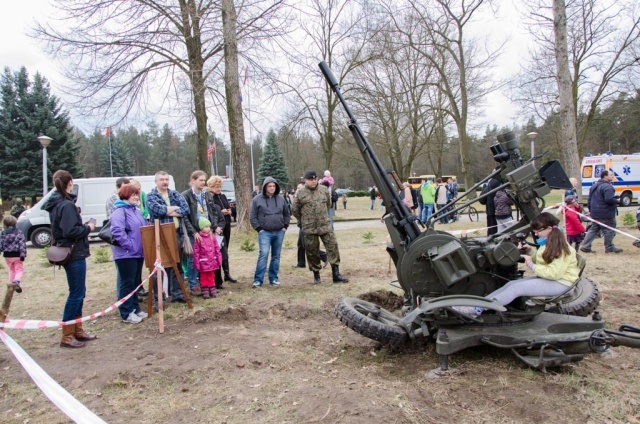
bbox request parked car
[221,178,237,221]
[335,188,354,196]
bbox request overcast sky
[0,0,531,138]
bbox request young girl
[342,194,347,210]
[455,213,580,317]
[0,215,27,293]
[562,195,586,250]
[193,217,223,298]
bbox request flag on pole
[207,144,216,160]
[104,127,111,137]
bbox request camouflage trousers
[304,231,340,272]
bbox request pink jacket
[193,232,223,272]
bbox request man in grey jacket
[250,177,291,288]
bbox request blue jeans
[421,204,434,223]
[186,235,199,290]
[115,258,143,319]
[62,258,87,322]
[370,199,375,210]
[253,230,285,284]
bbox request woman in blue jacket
[111,184,148,323]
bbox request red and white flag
[207,144,216,160]
[104,127,111,137]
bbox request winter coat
[182,188,221,236]
[403,187,414,209]
[479,177,500,216]
[43,191,91,261]
[435,184,448,205]
[193,231,222,272]
[563,204,586,236]
[420,183,436,205]
[0,226,27,259]
[110,201,147,260]
[531,245,580,287]
[292,183,332,235]
[250,177,291,232]
[494,190,514,218]
[587,179,617,220]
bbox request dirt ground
[1,218,640,424]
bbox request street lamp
[527,132,538,166]
[37,135,52,197]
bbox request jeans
[436,204,448,223]
[186,235,199,290]
[62,258,86,322]
[253,230,285,284]
[115,258,143,319]
[370,199,375,210]
[421,204,434,223]
[328,207,335,229]
[581,217,617,251]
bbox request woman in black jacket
[207,176,237,286]
[43,170,97,348]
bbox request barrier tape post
[154,219,165,334]
[0,282,18,325]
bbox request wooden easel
[141,220,192,333]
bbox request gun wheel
[550,277,600,317]
[335,298,409,346]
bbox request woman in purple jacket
[111,184,148,324]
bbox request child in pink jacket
[193,217,223,298]
[0,215,27,293]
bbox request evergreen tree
[257,129,288,187]
[0,67,81,201]
[99,133,134,177]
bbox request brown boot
[60,325,85,348]
[74,321,98,342]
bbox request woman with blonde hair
[207,176,236,288]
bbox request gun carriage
[319,61,640,372]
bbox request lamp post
[37,135,53,197]
[527,132,538,166]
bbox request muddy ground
[1,222,640,423]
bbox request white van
[581,154,640,206]
[17,175,174,247]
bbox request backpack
[331,190,339,203]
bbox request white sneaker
[136,311,148,319]
[269,280,280,287]
[123,311,143,324]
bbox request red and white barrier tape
[0,330,107,423]
[563,206,640,242]
[1,261,168,330]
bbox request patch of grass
[621,211,636,226]
[362,231,374,243]
[283,240,294,249]
[40,246,52,267]
[240,239,256,252]
[93,247,111,263]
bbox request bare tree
[513,0,640,167]
[278,0,378,170]
[34,0,287,175]
[386,0,504,193]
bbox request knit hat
[198,217,212,230]
[564,195,577,204]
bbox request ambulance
[581,153,640,206]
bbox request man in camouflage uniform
[292,170,349,284]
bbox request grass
[1,210,639,423]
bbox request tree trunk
[179,0,209,172]
[221,0,251,231]
[553,0,581,190]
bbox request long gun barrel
[319,61,421,245]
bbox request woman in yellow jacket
[457,212,580,317]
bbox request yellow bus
[408,175,457,189]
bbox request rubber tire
[468,206,479,222]
[335,298,409,346]
[619,193,632,207]
[30,227,52,248]
[552,277,600,317]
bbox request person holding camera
[455,213,580,318]
[43,170,98,348]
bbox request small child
[193,217,223,299]
[562,195,586,250]
[342,194,347,210]
[0,215,27,293]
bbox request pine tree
[257,129,288,188]
[99,133,134,177]
[0,67,81,201]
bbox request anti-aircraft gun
[319,61,640,372]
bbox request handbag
[99,209,128,246]
[47,244,74,266]
[181,219,194,256]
